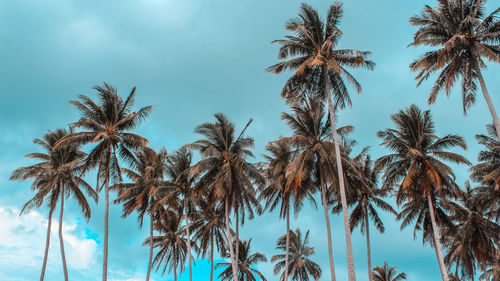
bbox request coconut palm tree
[409,0,500,139]
[189,113,263,281]
[372,263,407,281]
[479,252,500,281]
[281,98,359,281]
[145,208,195,281]
[376,105,471,281]
[10,129,97,281]
[443,183,500,280]
[338,155,397,281]
[216,239,267,281]
[155,147,197,281]
[267,3,375,279]
[112,146,168,281]
[191,200,229,281]
[470,124,500,222]
[56,83,152,281]
[258,139,315,281]
[271,228,321,281]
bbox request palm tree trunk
[224,197,239,281]
[284,205,290,281]
[426,193,449,281]
[102,178,110,281]
[365,209,373,281]
[40,210,53,281]
[146,212,153,281]
[174,251,178,281]
[475,65,500,140]
[235,206,239,265]
[320,176,337,281]
[59,190,69,281]
[324,66,357,281]
[210,232,214,281]
[183,199,193,281]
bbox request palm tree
[191,200,229,281]
[271,228,321,281]
[10,129,97,281]
[145,208,195,281]
[470,124,500,222]
[281,99,359,281]
[372,263,407,281]
[189,113,263,281]
[56,83,152,281]
[376,105,470,281]
[479,252,500,281]
[113,146,168,281]
[443,183,500,280]
[156,147,196,281]
[258,139,315,281]
[267,3,375,279]
[338,155,397,281]
[216,239,267,281]
[409,0,500,139]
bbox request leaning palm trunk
[183,199,193,281]
[284,206,290,281]
[475,65,500,140]
[224,198,239,281]
[102,179,110,281]
[146,213,154,281]
[320,173,337,281]
[40,210,53,281]
[426,193,449,281]
[59,190,69,281]
[324,67,357,281]
[364,209,373,281]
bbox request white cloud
[0,206,97,274]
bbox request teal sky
[0,0,498,280]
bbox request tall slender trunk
[183,199,193,281]
[210,231,214,281]
[40,210,53,281]
[475,66,500,140]
[426,193,449,281]
[324,66,357,281]
[146,213,154,281]
[364,209,373,281]
[235,206,239,266]
[174,247,178,281]
[224,197,239,281]
[59,190,69,281]
[102,178,110,281]
[284,206,290,281]
[320,172,336,281]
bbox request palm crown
[11,129,96,218]
[372,262,407,281]
[216,239,268,281]
[267,2,374,107]
[443,183,500,279]
[410,0,500,111]
[376,104,470,203]
[60,83,152,189]
[271,228,321,281]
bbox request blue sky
[0,0,498,280]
